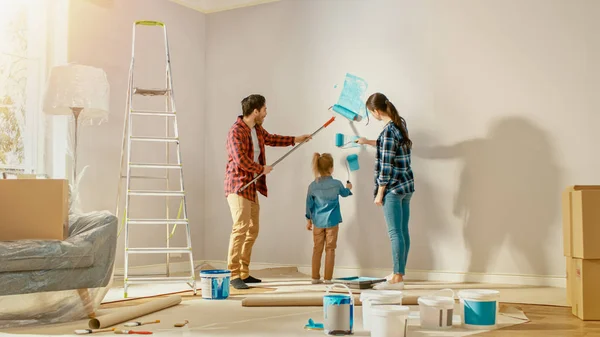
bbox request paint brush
[74,328,115,334]
[124,320,160,327]
[114,330,153,335]
[174,320,189,327]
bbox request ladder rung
[121,175,167,180]
[133,88,170,96]
[125,277,194,283]
[128,190,185,196]
[131,110,176,116]
[130,163,182,169]
[128,219,188,225]
[127,248,191,254]
[130,136,179,143]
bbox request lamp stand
[71,107,83,182]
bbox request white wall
[68,0,206,269]
[204,0,600,281]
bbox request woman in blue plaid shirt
[357,92,415,290]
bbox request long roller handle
[238,116,336,192]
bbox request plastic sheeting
[0,210,118,329]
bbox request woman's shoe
[373,281,405,290]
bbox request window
[0,0,67,175]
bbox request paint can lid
[457,289,500,301]
[200,269,232,276]
[360,290,403,302]
[418,295,455,307]
[371,305,410,317]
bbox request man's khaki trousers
[227,193,259,280]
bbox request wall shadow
[414,116,562,275]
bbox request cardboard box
[571,258,600,320]
[562,185,600,258]
[566,257,573,306]
[0,179,69,241]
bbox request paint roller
[335,133,360,148]
[344,154,359,184]
[330,104,362,122]
[238,116,337,193]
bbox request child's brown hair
[312,153,334,179]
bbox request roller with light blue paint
[331,104,362,122]
[335,133,360,148]
[343,154,360,184]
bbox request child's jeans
[312,226,339,280]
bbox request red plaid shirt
[224,116,295,202]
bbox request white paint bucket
[457,289,500,330]
[370,305,410,337]
[359,290,403,331]
[199,270,231,300]
[417,288,455,329]
[323,283,354,335]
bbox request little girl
[305,152,353,284]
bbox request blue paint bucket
[457,289,500,330]
[323,284,354,335]
[346,154,359,171]
[199,269,231,300]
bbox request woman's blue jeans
[383,192,413,275]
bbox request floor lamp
[43,64,109,182]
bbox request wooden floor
[479,303,600,336]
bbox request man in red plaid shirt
[225,94,311,289]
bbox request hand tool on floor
[174,320,189,327]
[124,320,160,327]
[75,328,116,335]
[238,116,336,192]
[114,330,153,335]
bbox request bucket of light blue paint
[457,289,500,330]
[346,154,359,172]
[323,283,354,335]
[199,269,231,300]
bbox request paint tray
[332,276,386,289]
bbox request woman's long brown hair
[365,92,412,150]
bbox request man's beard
[255,117,264,125]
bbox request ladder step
[125,277,194,283]
[133,88,170,96]
[121,175,167,180]
[127,248,191,254]
[131,110,176,116]
[128,219,188,225]
[128,190,185,196]
[130,163,182,169]
[130,136,179,143]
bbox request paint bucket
[346,154,359,171]
[417,289,455,330]
[199,269,231,300]
[370,305,410,337]
[323,283,354,335]
[457,289,500,329]
[360,290,403,331]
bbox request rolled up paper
[89,296,181,329]
[241,294,419,307]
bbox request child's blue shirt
[305,176,352,228]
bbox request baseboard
[114,260,566,288]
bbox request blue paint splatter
[335,73,368,120]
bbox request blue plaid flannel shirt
[374,121,415,198]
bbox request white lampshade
[43,63,109,121]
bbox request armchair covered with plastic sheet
[0,210,118,329]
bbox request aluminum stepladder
[116,20,196,298]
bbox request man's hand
[295,134,312,143]
[374,193,384,206]
[346,182,353,190]
[263,165,273,174]
[306,220,313,231]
